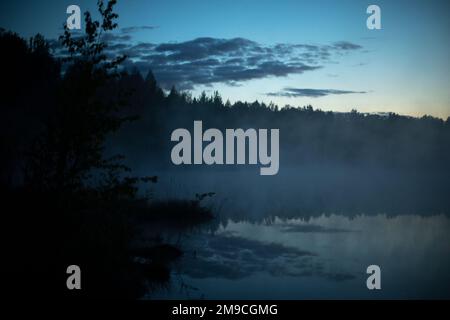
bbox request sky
[1,0,449,119]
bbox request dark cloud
[131,42,156,50]
[52,34,363,90]
[153,37,260,62]
[120,25,158,33]
[100,33,132,43]
[107,43,130,51]
[267,87,367,98]
[332,41,363,50]
[115,37,330,89]
[118,38,362,89]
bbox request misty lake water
[142,169,450,299]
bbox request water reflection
[143,169,450,299]
[151,214,450,299]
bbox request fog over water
[139,168,450,299]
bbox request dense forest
[110,69,450,172]
[1,0,449,298]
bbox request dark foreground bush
[4,187,213,299]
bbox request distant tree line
[109,69,450,173]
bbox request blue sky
[1,0,449,118]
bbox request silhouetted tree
[25,0,133,193]
[0,29,60,188]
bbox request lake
[144,169,450,299]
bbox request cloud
[124,38,362,89]
[267,87,367,98]
[332,41,363,50]
[52,34,364,90]
[120,25,158,33]
[153,37,261,62]
[100,33,132,43]
[115,37,353,89]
